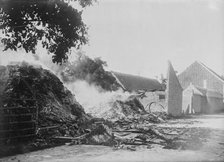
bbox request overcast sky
[82,0,224,78]
[0,0,223,79]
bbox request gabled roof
[112,71,163,92]
[178,61,224,91]
[179,61,224,83]
[198,61,224,83]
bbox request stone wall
[166,61,183,116]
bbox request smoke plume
[0,46,133,118]
[65,80,131,117]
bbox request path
[1,113,224,162]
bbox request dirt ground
[1,113,224,162]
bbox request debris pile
[111,112,176,150]
[0,62,183,156]
[82,93,145,121]
[0,62,114,149]
[97,96,146,121]
[75,89,176,150]
[83,91,168,123]
[1,62,89,124]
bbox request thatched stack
[0,62,114,147]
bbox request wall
[202,97,224,113]
[166,61,183,116]
[182,88,192,114]
[192,94,202,113]
[182,84,224,114]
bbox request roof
[198,62,224,83]
[112,71,163,92]
[179,61,224,83]
[178,61,224,92]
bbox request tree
[0,0,94,63]
[61,53,121,91]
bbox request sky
[0,0,223,80]
[81,0,224,79]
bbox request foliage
[61,53,121,91]
[0,0,93,63]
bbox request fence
[0,71,38,145]
[0,98,38,145]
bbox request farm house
[179,61,224,114]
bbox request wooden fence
[0,98,38,145]
[0,71,38,145]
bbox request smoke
[0,44,61,74]
[65,80,132,117]
[0,45,133,117]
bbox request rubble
[84,93,161,122]
[0,62,185,157]
[111,114,177,150]
[79,92,178,150]
[100,96,146,121]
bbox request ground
[1,113,224,162]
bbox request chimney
[203,80,207,89]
